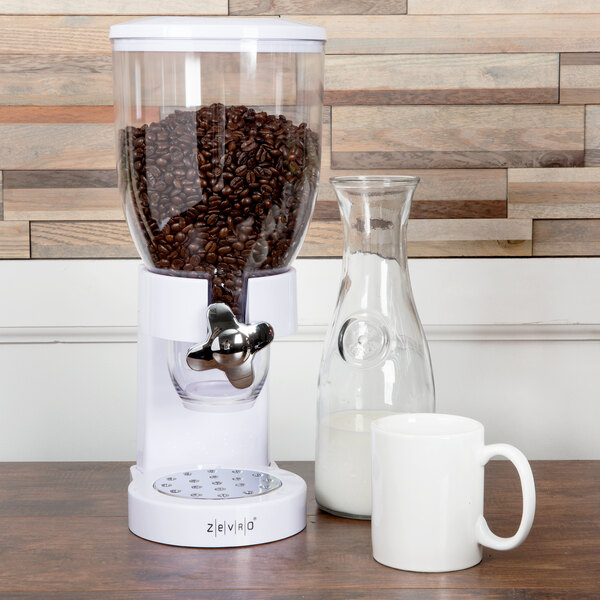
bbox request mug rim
[371,413,483,438]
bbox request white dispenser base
[132,267,305,547]
[128,463,307,547]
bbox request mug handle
[476,443,536,551]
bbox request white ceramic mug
[371,413,536,572]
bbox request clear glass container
[167,339,270,411]
[111,17,325,320]
[315,176,435,519]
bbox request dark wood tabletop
[0,461,598,599]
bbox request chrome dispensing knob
[186,303,274,390]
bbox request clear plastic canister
[110,17,325,319]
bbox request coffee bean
[120,103,319,318]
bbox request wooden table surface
[0,461,598,599]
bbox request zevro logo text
[207,517,256,536]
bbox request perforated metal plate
[153,468,282,500]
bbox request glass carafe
[315,176,435,519]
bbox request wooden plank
[3,170,117,188]
[4,188,122,221]
[0,106,114,123]
[0,17,130,55]
[318,169,507,219]
[301,221,343,256]
[30,221,136,258]
[0,460,594,533]
[585,105,600,167]
[0,124,114,169]
[0,461,600,600]
[509,168,600,219]
[409,218,532,257]
[332,105,584,170]
[0,47,297,114]
[0,221,30,258]
[0,461,598,596]
[302,219,532,257]
[561,53,600,66]
[533,219,600,256]
[408,0,600,14]
[1,472,599,593]
[286,15,600,54]
[0,592,551,600]
[4,15,600,56]
[1,515,597,591]
[322,105,331,172]
[0,1,227,15]
[325,54,558,105]
[229,0,406,15]
[0,592,532,600]
[0,54,297,107]
[0,462,129,517]
[0,171,2,219]
[0,54,112,106]
[560,53,600,104]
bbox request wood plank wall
[2,1,600,259]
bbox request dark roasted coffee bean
[120,103,319,318]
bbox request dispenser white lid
[110,17,326,52]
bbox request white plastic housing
[136,266,297,473]
[139,266,297,342]
[130,267,306,547]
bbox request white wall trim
[0,326,137,344]
[2,323,600,344]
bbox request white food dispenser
[110,17,325,547]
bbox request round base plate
[129,464,307,547]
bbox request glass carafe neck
[333,176,416,264]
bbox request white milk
[315,410,396,518]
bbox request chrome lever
[186,303,274,389]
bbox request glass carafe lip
[330,175,419,189]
